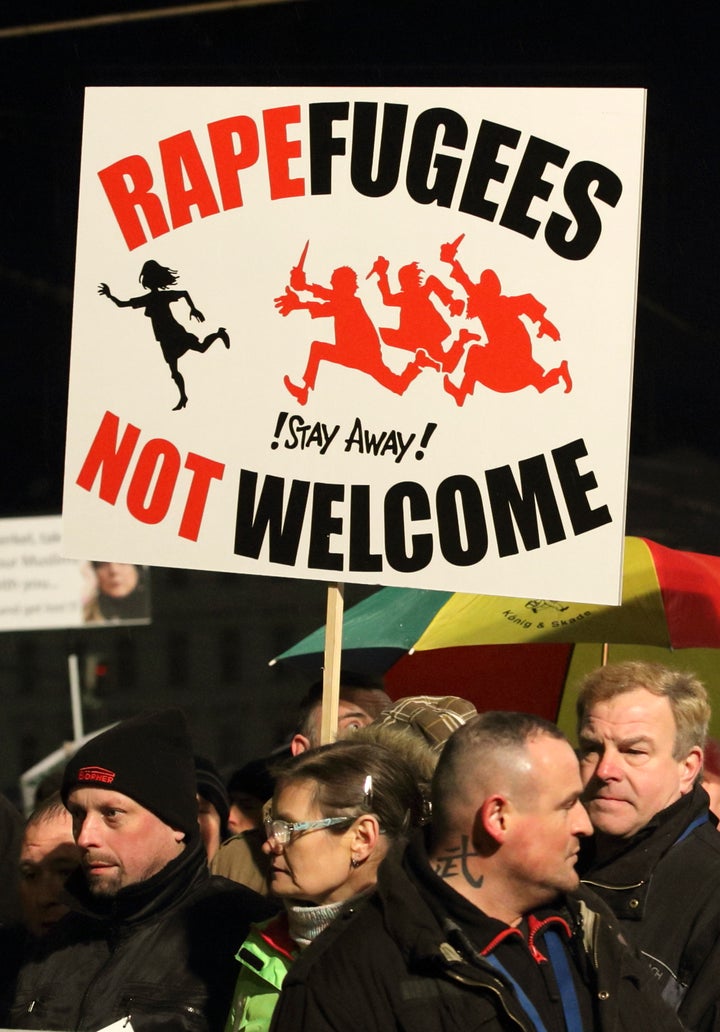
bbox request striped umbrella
[274,537,720,734]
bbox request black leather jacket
[9,836,276,1031]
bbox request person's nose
[75,814,102,850]
[594,746,622,782]
[261,836,283,856]
[36,872,64,907]
[572,799,594,838]
[32,872,53,907]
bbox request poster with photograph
[0,515,151,630]
[62,87,645,603]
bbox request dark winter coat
[9,836,277,1032]
[580,784,720,1031]
[270,830,685,1032]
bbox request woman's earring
[350,857,361,869]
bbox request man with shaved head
[272,711,683,1032]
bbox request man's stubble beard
[85,869,124,897]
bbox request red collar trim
[258,912,297,960]
[479,915,572,963]
[479,926,523,956]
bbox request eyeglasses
[263,815,355,846]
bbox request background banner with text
[1,515,150,630]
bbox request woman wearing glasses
[224,739,425,1032]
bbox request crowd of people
[1,660,719,1031]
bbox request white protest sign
[62,87,645,603]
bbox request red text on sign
[75,410,225,542]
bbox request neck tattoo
[431,835,484,888]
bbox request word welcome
[234,438,612,573]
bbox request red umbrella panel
[385,641,575,722]
[386,640,720,741]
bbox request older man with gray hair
[577,660,720,1031]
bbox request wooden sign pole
[320,582,344,745]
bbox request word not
[75,411,225,542]
[234,437,612,573]
[99,100,622,259]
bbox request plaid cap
[372,695,477,752]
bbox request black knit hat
[227,757,275,804]
[61,709,198,840]
[194,755,230,835]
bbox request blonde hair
[576,661,709,759]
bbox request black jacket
[0,794,23,927]
[9,836,277,1032]
[270,830,684,1032]
[580,784,720,1031]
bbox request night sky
[1,0,718,551]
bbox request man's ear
[350,814,381,861]
[681,746,704,793]
[290,733,311,756]
[478,795,509,845]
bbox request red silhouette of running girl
[367,256,474,373]
[439,236,572,407]
[276,247,438,406]
[98,260,230,410]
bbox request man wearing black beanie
[6,709,276,1032]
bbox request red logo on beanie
[78,766,116,784]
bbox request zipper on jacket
[440,928,532,1032]
[443,967,532,1032]
[122,995,201,1016]
[581,878,644,891]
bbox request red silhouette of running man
[276,250,438,406]
[439,236,572,407]
[367,256,474,373]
